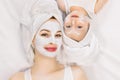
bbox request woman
[9,0,87,80]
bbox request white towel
[57,19,99,66]
[63,0,97,18]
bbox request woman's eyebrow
[40,29,50,32]
[57,31,61,33]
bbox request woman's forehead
[38,20,61,33]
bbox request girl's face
[64,11,90,42]
[34,19,62,57]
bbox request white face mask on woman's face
[35,20,62,58]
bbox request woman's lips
[44,47,57,52]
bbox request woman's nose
[49,42,54,44]
[50,36,56,43]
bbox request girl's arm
[94,0,108,13]
[56,0,66,12]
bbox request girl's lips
[44,47,57,52]
[71,15,79,18]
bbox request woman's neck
[31,52,62,75]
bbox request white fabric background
[0,0,31,80]
[0,0,120,80]
[86,0,120,80]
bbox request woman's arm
[72,66,88,80]
[9,72,24,80]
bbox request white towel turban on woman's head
[57,18,99,66]
[20,0,63,65]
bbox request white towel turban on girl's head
[57,19,99,66]
[63,0,97,19]
[20,0,63,65]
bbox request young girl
[9,0,87,80]
[56,0,108,66]
[56,0,108,41]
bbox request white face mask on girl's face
[35,20,62,58]
[64,16,90,42]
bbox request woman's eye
[41,33,49,37]
[55,34,62,38]
[65,26,71,28]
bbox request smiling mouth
[44,47,57,52]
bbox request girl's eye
[77,26,82,29]
[41,33,49,37]
[55,34,62,38]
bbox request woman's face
[34,19,62,57]
[64,11,90,42]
